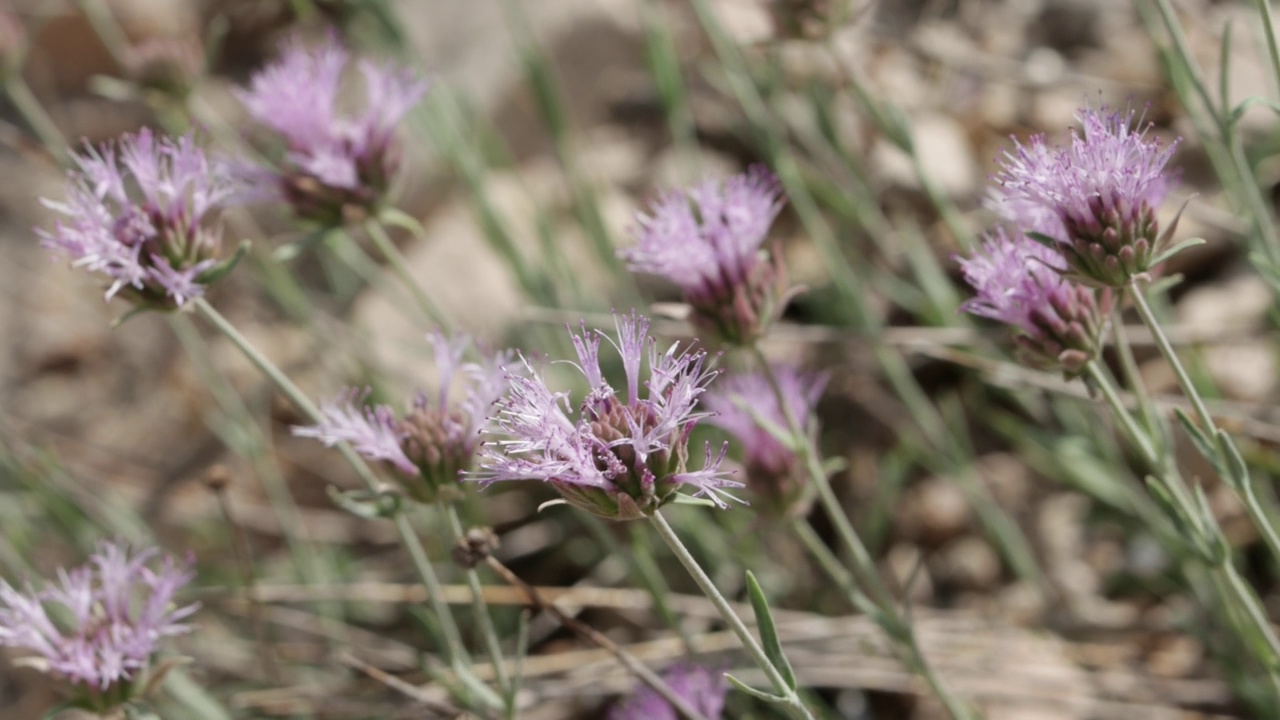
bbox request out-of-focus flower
[476,311,741,520]
[622,166,793,346]
[989,105,1179,287]
[293,335,512,503]
[704,365,827,518]
[234,33,428,226]
[608,664,729,720]
[0,541,197,713]
[38,129,237,310]
[957,228,1110,375]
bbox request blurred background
[2,0,1277,718]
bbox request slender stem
[1129,283,1280,570]
[750,346,975,720]
[440,503,514,700]
[190,298,500,709]
[3,76,69,163]
[1084,361,1162,467]
[791,518,876,617]
[1109,293,1161,446]
[648,511,816,720]
[364,217,451,330]
[484,554,710,720]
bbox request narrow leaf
[723,673,785,703]
[745,571,797,690]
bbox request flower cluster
[958,228,1110,375]
[38,129,236,310]
[989,105,1178,287]
[293,334,512,503]
[622,167,792,346]
[0,541,197,712]
[609,664,729,720]
[475,312,741,520]
[704,364,828,517]
[235,34,429,226]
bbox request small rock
[932,536,1002,591]
[897,476,972,545]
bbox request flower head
[293,335,513,503]
[0,541,197,712]
[38,129,236,310]
[476,311,741,520]
[235,33,429,226]
[989,105,1179,287]
[609,664,729,720]
[704,365,827,518]
[622,166,792,345]
[958,228,1109,375]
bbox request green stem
[3,76,69,163]
[1129,282,1280,570]
[190,298,500,709]
[648,511,816,720]
[791,517,877,617]
[1110,293,1161,446]
[751,346,976,720]
[364,218,451,330]
[440,502,515,704]
[1084,361,1162,467]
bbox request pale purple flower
[989,105,1179,287]
[293,336,514,502]
[0,541,197,707]
[704,365,827,516]
[235,33,429,226]
[293,387,418,476]
[609,664,729,720]
[476,311,741,520]
[622,166,792,345]
[38,129,235,309]
[957,228,1109,375]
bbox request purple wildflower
[704,365,828,518]
[293,335,514,502]
[958,228,1110,375]
[622,166,793,346]
[609,664,729,720]
[476,311,742,520]
[0,541,197,711]
[235,33,429,226]
[38,129,236,310]
[989,105,1179,287]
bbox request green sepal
[1025,231,1059,250]
[327,485,403,519]
[196,240,250,287]
[668,493,718,508]
[1148,237,1205,269]
[745,571,797,691]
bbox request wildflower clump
[476,311,741,520]
[0,541,198,714]
[235,33,428,227]
[704,364,828,518]
[293,334,511,503]
[609,664,729,720]
[958,228,1110,376]
[38,129,237,310]
[990,105,1179,287]
[622,166,793,346]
